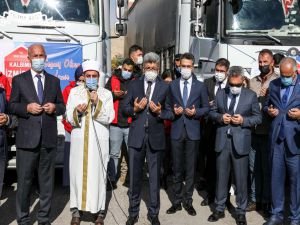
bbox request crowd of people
[0,43,299,225]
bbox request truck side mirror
[116,0,127,20]
[115,23,127,36]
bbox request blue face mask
[31,58,45,72]
[86,78,98,91]
[281,76,293,87]
[121,70,132,80]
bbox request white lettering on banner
[64,59,81,69]
[5,69,27,78]
[8,62,31,68]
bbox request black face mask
[259,65,271,76]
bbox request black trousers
[16,146,56,225]
[171,128,199,206]
[128,134,162,217]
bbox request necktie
[36,74,43,104]
[183,80,188,107]
[145,81,152,100]
[281,85,291,106]
[278,85,292,140]
[218,82,222,91]
[228,94,237,115]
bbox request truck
[125,0,300,79]
[0,0,123,168]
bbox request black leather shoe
[263,216,283,225]
[126,216,138,225]
[235,214,247,225]
[147,215,160,225]
[166,204,182,214]
[183,204,196,216]
[208,211,225,222]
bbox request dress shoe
[126,216,138,225]
[246,201,257,212]
[70,217,81,225]
[94,216,104,225]
[208,211,225,222]
[147,215,160,225]
[166,204,182,214]
[183,204,197,216]
[263,216,283,225]
[235,214,247,225]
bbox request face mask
[136,56,143,65]
[229,86,242,95]
[281,76,293,87]
[145,70,158,82]
[181,68,192,80]
[259,65,271,76]
[274,67,280,76]
[86,78,98,91]
[215,72,226,82]
[121,70,132,80]
[31,58,45,72]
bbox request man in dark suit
[201,58,230,206]
[263,57,300,225]
[165,53,209,216]
[208,66,261,225]
[0,87,17,200]
[9,44,65,225]
[123,52,170,225]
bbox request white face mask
[136,56,143,65]
[230,86,242,95]
[215,72,226,82]
[274,67,280,76]
[181,68,192,80]
[145,70,158,82]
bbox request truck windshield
[225,0,300,37]
[0,0,99,24]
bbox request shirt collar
[31,69,44,78]
[180,76,193,83]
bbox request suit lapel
[151,80,161,102]
[223,87,229,112]
[26,71,40,103]
[174,79,184,106]
[235,88,246,114]
[187,77,196,106]
[43,72,51,104]
[286,76,300,107]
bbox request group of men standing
[0,43,299,225]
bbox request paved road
[0,170,266,225]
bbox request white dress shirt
[179,76,193,100]
[144,78,156,101]
[214,78,228,96]
[31,69,45,96]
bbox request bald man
[264,57,300,225]
[9,44,65,225]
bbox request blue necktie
[278,85,292,140]
[36,74,43,104]
[228,94,237,115]
[183,80,188,107]
[281,85,291,107]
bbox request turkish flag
[282,0,295,17]
[20,0,31,7]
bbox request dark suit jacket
[264,76,300,155]
[164,76,209,141]
[123,77,170,150]
[204,77,228,102]
[209,87,262,156]
[9,70,65,149]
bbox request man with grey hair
[123,52,171,225]
[208,66,261,225]
[263,57,300,225]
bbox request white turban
[82,60,100,73]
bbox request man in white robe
[66,60,114,225]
